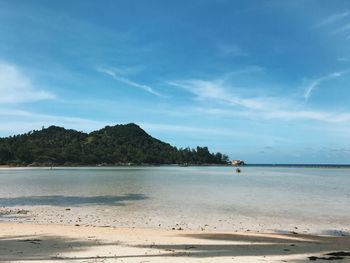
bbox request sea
[0,166,349,234]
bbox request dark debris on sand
[308,251,350,261]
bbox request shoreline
[0,221,349,262]
[2,166,350,171]
[0,164,231,168]
[2,164,350,169]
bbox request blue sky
[1,0,350,164]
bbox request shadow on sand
[0,193,147,207]
[0,234,118,261]
[131,232,350,261]
[0,231,349,262]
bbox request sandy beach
[0,222,349,262]
[0,167,349,262]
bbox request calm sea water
[0,166,349,233]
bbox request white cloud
[140,122,232,136]
[139,121,290,143]
[337,57,349,62]
[97,66,164,97]
[303,70,349,101]
[0,62,55,103]
[168,74,350,123]
[224,66,264,77]
[0,108,109,135]
[168,79,284,111]
[217,43,248,57]
[97,65,145,75]
[195,105,350,123]
[314,11,349,28]
[335,23,350,33]
[0,106,287,143]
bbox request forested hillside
[0,123,229,166]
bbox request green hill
[0,123,229,166]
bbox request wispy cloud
[168,79,283,111]
[194,105,350,123]
[139,121,290,142]
[0,62,55,104]
[217,43,248,57]
[0,108,109,135]
[168,73,350,123]
[334,23,350,34]
[140,122,233,136]
[0,107,289,143]
[97,65,145,76]
[303,70,349,101]
[97,66,164,97]
[314,11,349,28]
[337,57,349,62]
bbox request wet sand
[0,222,349,262]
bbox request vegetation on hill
[0,123,229,166]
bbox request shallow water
[0,166,349,233]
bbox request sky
[1,0,350,164]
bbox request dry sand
[2,204,348,236]
[0,222,349,262]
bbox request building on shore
[231,160,246,166]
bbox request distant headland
[0,123,230,167]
